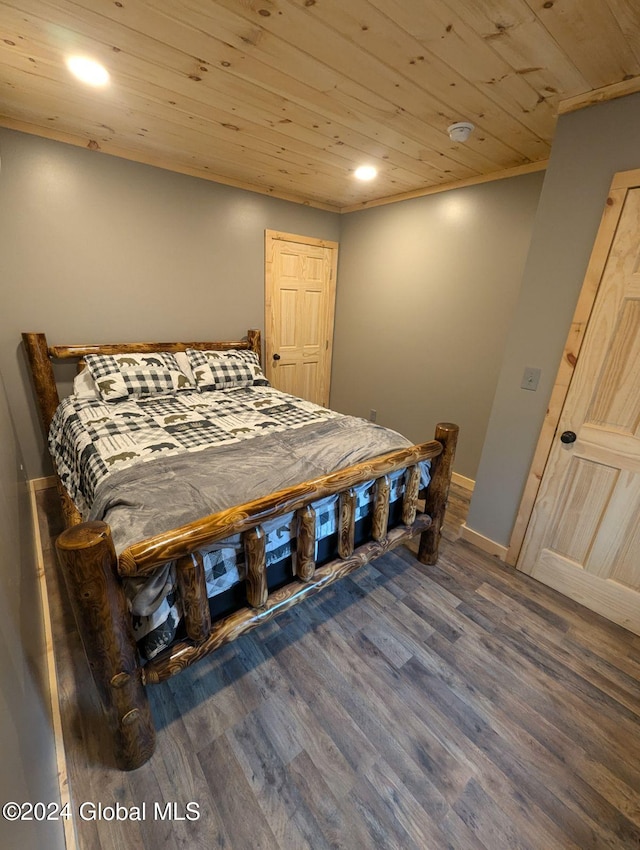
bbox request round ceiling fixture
[447,122,475,143]
[66,56,110,86]
[354,165,378,181]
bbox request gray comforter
[89,415,429,555]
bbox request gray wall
[467,91,640,548]
[331,172,544,480]
[0,128,340,479]
[0,371,64,850]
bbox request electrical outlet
[521,367,541,391]
[369,409,377,422]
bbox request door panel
[547,458,618,564]
[265,231,338,406]
[517,181,640,634]
[302,290,321,342]
[279,288,298,348]
[276,362,298,397]
[588,299,640,431]
[302,361,319,403]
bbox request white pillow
[73,367,98,398]
[174,351,196,385]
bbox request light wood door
[517,176,640,635]
[265,230,338,406]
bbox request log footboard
[143,513,433,685]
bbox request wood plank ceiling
[1,0,639,212]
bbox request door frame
[507,168,640,566]
[264,230,339,406]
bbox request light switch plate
[521,367,541,391]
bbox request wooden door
[517,175,640,635]
[265,230,338,406]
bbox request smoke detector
[447,122,475,143]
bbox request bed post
[22,332,82,527]
[247,329,262,365]
[21,333,60,435]
[418,422,459,565]
[56,521,156,770]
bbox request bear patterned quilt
[48,385,343,519]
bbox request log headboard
[22,329,262,440]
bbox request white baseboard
[460,523,508,561]
[451,472,475,492]
[28,481,78,850]
[30,475,56,491]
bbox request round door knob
[273,353,281,361]
[560,430,577,444]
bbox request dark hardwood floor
[37,483,640,850]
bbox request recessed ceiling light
[354,165,377,181]
[66,56,109,86]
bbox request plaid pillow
[186,349,269,390]
[85,352,193,402]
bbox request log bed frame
[23,329,458,771]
